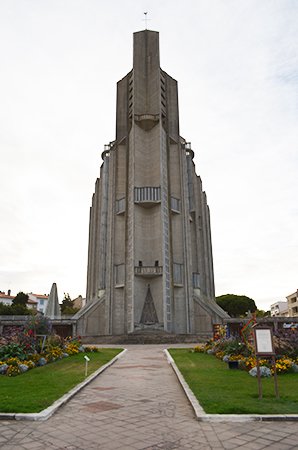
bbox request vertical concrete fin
[133,30,160,116]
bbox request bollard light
[84,355,90,376]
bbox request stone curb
[0,348,127,422]
[164,349,298,422]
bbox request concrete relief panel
[164,74,179,140]
[134,125,161,186]
[134,277,163,327]
[190,219,199,271]
[173,290,187,333]
[114,214,125,261]
[168,144,181,195]
[115,264,125,287]
[171,214,184,262]
[112,289,125,335]
[134,205,162,264]
[193,300,213,334]
[115,144,127,195]
[133,31,160,117]
[85,300,106,336]
[116,74,130,140]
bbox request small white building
[28,293,49,314]
[0,291,14,306]
[270,301,289,317]
[27,298,38,310]
[0,291,48,313]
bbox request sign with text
[254,327,275,356]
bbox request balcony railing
[134,187,161,203]
[134,266,163,277]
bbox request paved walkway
[1,345,298,450]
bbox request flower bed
[193,328,298,376]
[0,316,99,377]
[0,338,88,376]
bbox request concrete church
[76,30,228,338]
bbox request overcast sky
[0,0,297,310]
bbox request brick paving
[0,344,298,449]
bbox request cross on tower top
[143,12,150,29]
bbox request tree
[12,292,29,306]
[0,303,14,315]
[255,309,270,318]
[216,294,257,318]
[60,293,79,315]
[0,303,32,316]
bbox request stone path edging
[0,348,127,422]
[164,349,298,422]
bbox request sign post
[254,327,279,399]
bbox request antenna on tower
[143,12,150,30]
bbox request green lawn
[0,349,122,413]
[169,349,298,414]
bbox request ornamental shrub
[65,343,79,355]
[224,339,248,356]
[6,365,22,377]
[46,334,64,349]
[242,357,268,371]
[6,357,21,367]
[64,336,82,355]
[274,357,294,374]
[215,351,225,359]
[0,343,27,361]
[26,354,41,365]
[22,360,35,369]
[273,330,298,358]
[193,344,205,353]
[24,316,52,336]
[228,354,245,361]
[45,346,63,362]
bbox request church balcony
[134,266,163,277]
[134,187,161,208]
[134,114,159,131]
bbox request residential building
[0,291,47,313]
[287,290,298,317]
[27,298,38,311]
[0,291,14,306]
[270,301,288,317]
[28,294,49,314]
[73,295,86,310]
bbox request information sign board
[253,326,279,399]
[254,328,275,355]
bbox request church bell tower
[77,30,228,337]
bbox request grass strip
[0,348,122,413]
[169,349,298,414]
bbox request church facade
[76,30,227,337]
